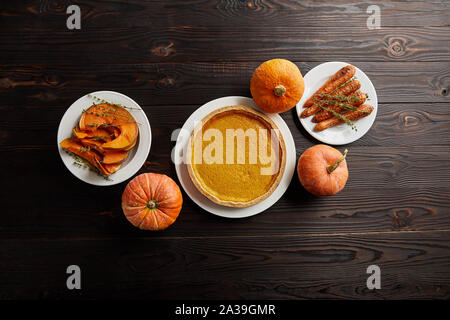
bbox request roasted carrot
[303,65,356,108]
[314,104,374,132]
[301,79,360,118]
[312,91,367,123]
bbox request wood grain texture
[1,26,449,64]
[0,145,448,238]
[1,231,449,299]
[0,0,449,300]
[0,62,448,107]
[1,177,449,239]
[1,0,449,29]
[1,102,450,150]
[1,99,449,238]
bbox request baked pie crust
[187,105,286,207]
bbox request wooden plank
[1,231,449,299]
[0,96,449,238]
[1,0,449,29]
[0,141,449,238]
[0,62,448,107]
[1,26,449,64]
[1,101,449,149]
[0,98,448,237]
[0,0,448,301]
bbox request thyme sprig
[316,93,364,104]
[312,93,369,130]
[92,134,114,141]
[87,94,142,111]
[67,151,90,169]
[333,103,358,112]
[64,150,113,181]
[81,109,136,123]
[83,97,142,125]
[330,77,356,94]
[314,96,357,113]
[321,106,357,131]
[85,123,118,128]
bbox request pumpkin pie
[187,105,286,207]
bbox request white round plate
[296,61,378,145]
[57,91,151,186]
[174,96,296,218]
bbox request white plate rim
[57,90,151,186]
[174,96,296,218]
[296,61,378,145]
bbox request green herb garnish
[321,106,357,131]
[87,94,142,111]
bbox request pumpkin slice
[103,163,122,175]
[79,138,105,154]
[79,104,110,131]
[94,157,121,175]
[123,138,137,151]
[61,138,121,176]
[102,120,138,150]
[79,138,129,164]
[63,102,139,176]
[72,127,89,139]
[107,125,121,139]
[102,150,130,164]
[73,125,113,141]
[79,103,138,151]
[60,138,102,172]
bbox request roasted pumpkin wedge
[61,101,139,177]
[79,138,129,164]
[102,121,138,150]
[79,104,110,131]
[79,138,105,154]
[60,138,102,171]
[79,103,138,150]
[94,157,121,175]
[72,127,89,139]
[103,162,122,174]
[102,150,130,165]
[73,126,112,141]
[123,138,137,151]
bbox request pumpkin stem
[326,149,348,174]
[273,85,286,97]
[147,199,158,209]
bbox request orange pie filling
[188,106,286,207]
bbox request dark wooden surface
[0,0,449,300]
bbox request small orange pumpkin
[250,58,305,113]
[297,145,348,196]
[121,173,183,230]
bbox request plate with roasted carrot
[57,91,151,186]
[296,61,377,145]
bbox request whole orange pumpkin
[250,59,305,113]
[297,145,348,196]
[121,173,183,230]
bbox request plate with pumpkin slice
[57,91,151,186]
[296,61,378,145]
[174,96,296,218]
